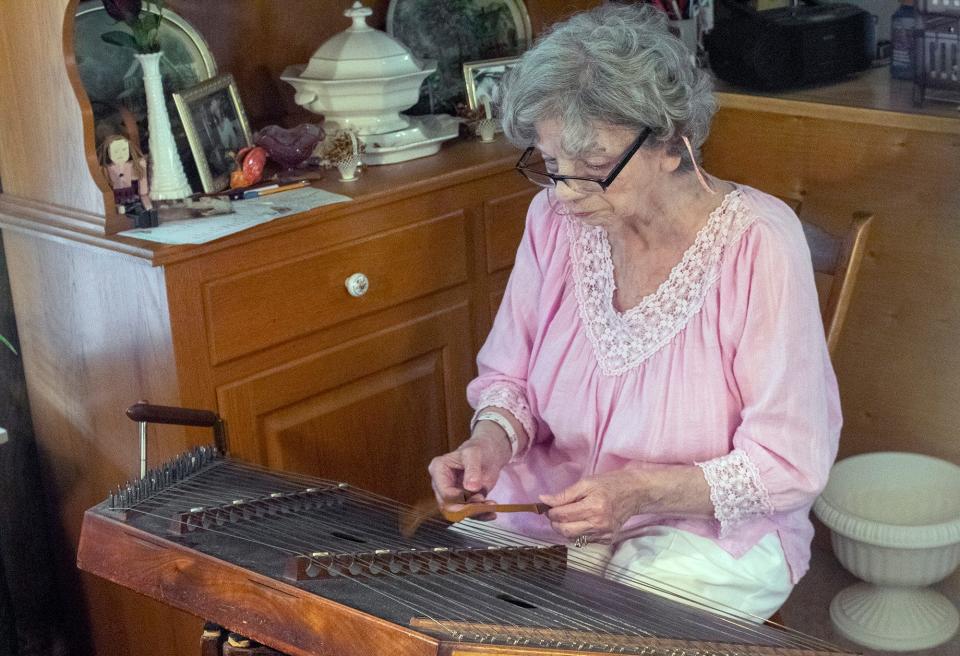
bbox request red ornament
[230,146,268,189]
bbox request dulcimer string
[324,480,840,652]
[124,464,603,647]
[207,460,838,653]
[137,468,661,649]
[127,459,835,654]
[134,461,676,642]
[280,464,845,654]
[118,457,841,653]
[119,502,527,644]
[126,458,836,653]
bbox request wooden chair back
[800,212,874,356]
[766,211,873,629]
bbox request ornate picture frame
[173,74,252,193]
[463,56,520,122]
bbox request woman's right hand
[428,423,512,506]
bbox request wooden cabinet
[0,3,540,650]
[218,302,472,502]
[0,134,535,656]
[151,157,537,501]
[0,2,575,655]
[21,1,960,655]
[481,186,533,331]
[177,167,529,503]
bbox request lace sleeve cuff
[471,382,537,460]
[696,449,775,538]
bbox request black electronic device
[705,0,874,90]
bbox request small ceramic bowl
[335,156,361,182]
[255,124,324,170]
[475,118,497,143]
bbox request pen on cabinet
[190,183,272,200]
[225,183,277,200]
[256,180,310,197]
[229,180,309,200]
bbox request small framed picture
[173,74,252,193]
[462,56,520,121]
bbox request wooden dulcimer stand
[77,404,854,656]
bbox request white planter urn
[814,452,960,651]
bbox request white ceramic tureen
[282,2,457,164]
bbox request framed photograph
[173,74,253,193]
[387,0,531,115]
[463,56,520,120]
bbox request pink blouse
[467,185,841,583]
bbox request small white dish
[360,115,461,165]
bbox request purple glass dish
[255,123,324,169]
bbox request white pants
[569,527,793,622]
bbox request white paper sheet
[118,187,353,245]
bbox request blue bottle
[890,0,918,80]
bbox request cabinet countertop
[0,136,524,266]
[713,67,960,134]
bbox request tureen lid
[301,2,425,80]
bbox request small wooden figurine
[98,134,157,228]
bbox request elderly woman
[428,4,840,620]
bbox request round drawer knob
[344,272,369,297]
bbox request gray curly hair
[498,3,715,170]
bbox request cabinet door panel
[484,188,536,273]
[218,304,472,503]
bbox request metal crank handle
[125,402,226,478]
[126,402,221,427]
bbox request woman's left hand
[539,469,647,544]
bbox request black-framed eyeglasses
[515,127,652,194]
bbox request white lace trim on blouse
[566,188,754,376]
[697,448,776,537]
[472,382,537,460]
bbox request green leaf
[0,335,17,356]
[101,30,138,50]
[140,13,160,33]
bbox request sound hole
[497,593,538,610]
[330,531,367,543]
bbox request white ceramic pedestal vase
[136,52,192,201]
[814,452,960,652]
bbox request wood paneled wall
[704,107,960,466]
[6,2,957,654]
[165,0,598,126]
[0,0,107,215]
[3,229,209,654]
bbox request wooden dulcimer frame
[77,405,855,656]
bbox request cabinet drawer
[203,212,468,364]
[484,188,537,273]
